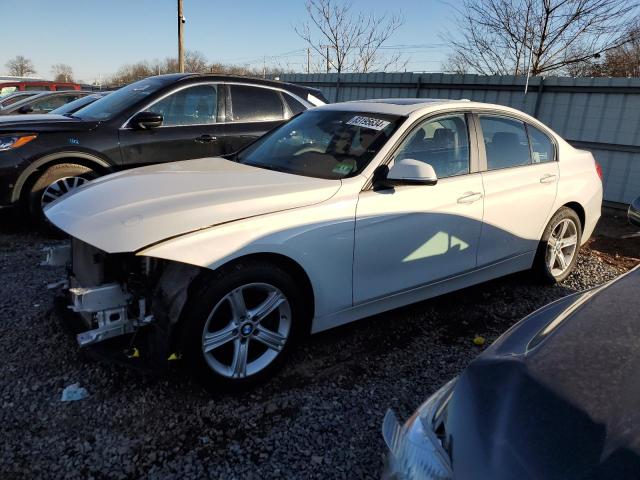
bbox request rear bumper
[582,184,603,245]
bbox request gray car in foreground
[383,199,640,479]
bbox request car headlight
[382,378,457,480]
[0,134,37,151]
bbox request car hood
[44,157,342,253]
[0,114,99,132]
[445,267,640,480]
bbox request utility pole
[307,48,311,74]
[178,0,185,73]
[326,45,330,73]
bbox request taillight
[595,161,603,181]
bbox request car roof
[312,98,474,115]
[112,73,326,103]
[2,91,38,97]
[5,90,88,110]
[17,90,80,100]
[313,98,539,119]
[170,73,326,99]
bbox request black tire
[28,163,96,223]
[533,207,582,284]
[180,260,307,391]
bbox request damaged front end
[44,238,200,364]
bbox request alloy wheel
[41,176,89,208]
[201,283,292,379]
[545,218,578,277]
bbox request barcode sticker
[346,116,390,131]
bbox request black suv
[0,73,326,220]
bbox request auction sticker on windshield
[346,116,390,131]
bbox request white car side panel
[138,185,361,319]
[553,144,603,244]
[353,174,484,303]
[44,157,341,253]
[315,251,534,333]
[478,162,559,267]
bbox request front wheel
[181,261,306,390]
[28,163,96,222]
[533,207,582,283]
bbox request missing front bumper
[68,282,153,347]
[42,243,155,348]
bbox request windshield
[237,110,404,179]
[73,78,167,120]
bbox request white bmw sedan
[45,99,602,388]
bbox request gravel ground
[0,212,637,479]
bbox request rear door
[118,83,225,167]
[476,114,559,266]
[223,84,288,153]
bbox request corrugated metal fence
[278,72,640,205]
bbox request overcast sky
[1,0,458,83]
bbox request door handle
[195,134,217,144]
[457,191,483,204]
[540,174,557,184]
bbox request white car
[45,99,603,388]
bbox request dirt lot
[0,208,638,479]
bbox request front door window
[394,114,470,178]
[151,84,218,126]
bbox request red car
[0,80,82,97]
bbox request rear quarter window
[283,94,307,116]
[527,125,555,163]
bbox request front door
[119,83,225,167]
[353,113,484,304]
[475,114,559,266]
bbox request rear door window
[479,115,531,170]
[229,85,284,122]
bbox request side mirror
[375,158,437,190]
[129,111,163,130]
[629,196,640,227]
[18,105,33,114]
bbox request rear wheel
[28,163,96,222]
[181,261,306,390]
[533,207,582,283]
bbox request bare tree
[164,50,210,73]
[568,22,640,76]
[444,0,640,76]
[5,55,36,77]
[295,0,404,74]
[107,50,294,87]
[51,63,74,82]
[109,61,156,85]
[441,52,470,74]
